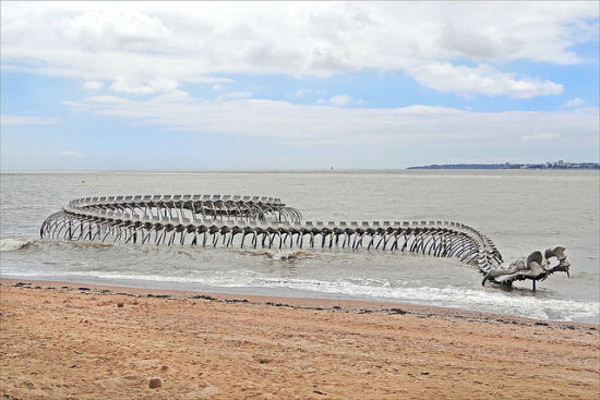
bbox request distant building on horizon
[409,161,599,170]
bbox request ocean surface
[1,170,599,323]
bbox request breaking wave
[7,268,598,322]
[0,238,33,252]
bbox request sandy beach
[1,278,599,400]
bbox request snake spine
[41,194,571,290]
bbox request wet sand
[1,278,599,399]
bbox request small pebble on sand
[149,377,162,389]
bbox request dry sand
[1,278,599,400]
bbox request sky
[1,1,599,170]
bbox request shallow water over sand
[1,170,599,322]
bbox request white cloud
[1,115,60,125]
[58,150,83,158]
[408,63,563,98]
[329,94,354,106]
[211,84,226,91]
[326,94,365,106]
[65,93,599,146]
[1,2,596,97]
[83,81,103,90]
[295,88,326,99]
[109,77,179,94]
[562,98,585,108]
[217,91,253,101]
[522,133,561,141]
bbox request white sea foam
[0,238,32,252]
[9,268,596,321]
[239,277,599,321]
[237,248,311,261]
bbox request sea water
[1,170,598,323]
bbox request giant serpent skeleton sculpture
[41,194,571,290]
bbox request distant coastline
[407,161,600,170]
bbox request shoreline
[2,277,597,330]
[1,278,599,399]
